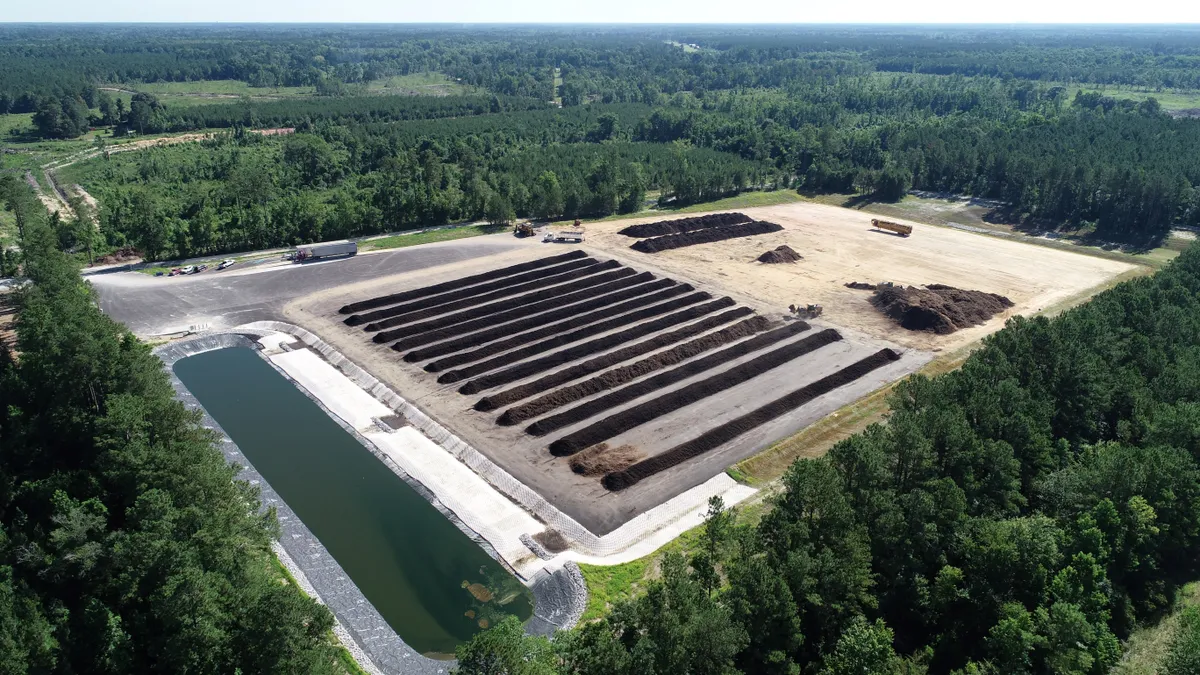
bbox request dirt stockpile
[618,212,751,238]
[603,348,901,491]
[393,277,676,355]
[344,257,602,326]
[418,284,692,369]
[631,221,785,253]
[437,291,712,384]
[870,284,1014,334]
[473,307,755,412]
[340,250,587,314]
[845,282,877,290]
[757,245,802,264]
[377,270,646,346]
[548,328,843,456]
[570,444,646,476]
[456,297,737,394]
[368,263,628,334]
[527,320,813,438]
[497,315,772,426]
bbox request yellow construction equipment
[871,219,913,237]
[514,222,536,237]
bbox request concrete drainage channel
[157,333,587,674]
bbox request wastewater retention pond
[174,347,532,658]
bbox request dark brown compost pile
[631,221,784,253]
[845,281,877,290]
[870,284,1014,334]
[618,212,750,238]
[757,245,802,264]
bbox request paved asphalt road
[92,236,532,336]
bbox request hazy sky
[2,0,1199,24]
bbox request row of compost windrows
[443,296,729,386]
[631,221,784,253]
[335,250,907,498]
[602,348,902,491]
[617,212,751,238]
[339,249,588,314]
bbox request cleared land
[584,200,1137,352]
[279,200,1134,536]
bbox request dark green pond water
[174,347,532,657]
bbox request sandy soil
[581,202,1138,352]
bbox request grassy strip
[1114,582,1200,675]
[267,555,368,675]
[361,224,507,251]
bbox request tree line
[455,241,1200,675]
[0,207,348,671]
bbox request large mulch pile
[757,245,802,264]
[870,284,1014,334]
[569,444,646,476]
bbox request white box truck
[293,240,357,262]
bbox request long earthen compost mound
[473,307,755,412]
[547,328,843,456]
[391,277,672,354]
[377,270,647,346]
[870,284,1014,334]
[417,284,693,369]
[368,263,629,334]
[569,444,646,476]
[497,315,773,426]
[618,212,750,238]
[344,257,604,326]
[844,281,877,290]
[757,245,802,264]
[339,250,587,314]
[603,348,902,491]
[436,292,713,384]
[631,221,785,253]
[526,321,814,437]
[455,297,737,393]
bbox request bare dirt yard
[583,201,1138,352]
[281,202,1137,537]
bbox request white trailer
[553,230,585,243]
[294,240,357,262]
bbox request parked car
[217,259,235,270]
[180,265,196,274]
[169,268,182,276]
[197,264,209,272]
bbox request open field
[366,72,474,96]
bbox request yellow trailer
[871,219,913,237]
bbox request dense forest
[6,25,1200,250]
[0,197,347,671]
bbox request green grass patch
[367,72,473,96]
[1115,582,1200,675]
[0,113,34,139]
[577,525,711,622]
[363,224,507,251]
[114,80,314,98]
